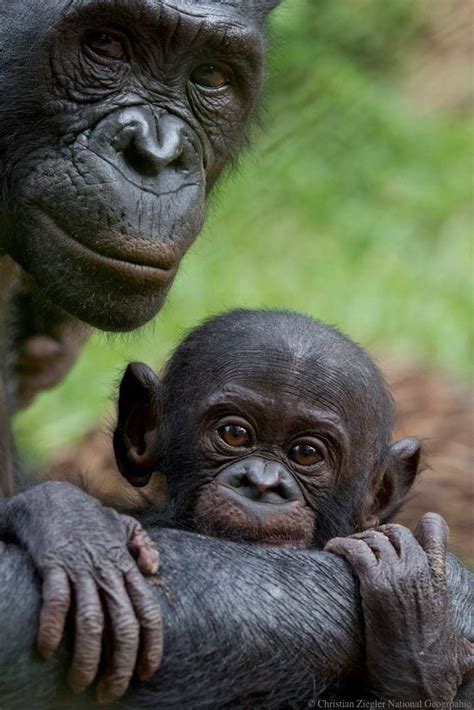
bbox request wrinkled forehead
[64,0,253,24]
[193,347,371,423]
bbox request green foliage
[15,0,472,462]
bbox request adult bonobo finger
[324,537,378,574]
[122,515,160,575]
[38,567,71,659]
[68,575,105,695]
[18,335,62,364]
[96,573,140,705]
[414,513,449,581]
[126,566,164,681]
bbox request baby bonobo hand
[325,513,473,701]
[0,482,163,704]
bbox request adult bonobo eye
[85,31,129,62]
[289,441,324,467]
[191,63,232,90]
[218,422,252,448]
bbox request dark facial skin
[113,309,473,702]
[0,0,273,332]
[0,2,282,701]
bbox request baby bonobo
[114,309,421,547]
[113,309,472,701]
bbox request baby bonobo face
[191,379,349,547]
[114,309,422,549]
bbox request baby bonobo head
[113,310,421,548]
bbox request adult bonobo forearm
[0,529,472,709]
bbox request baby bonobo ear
[113,362,162,488]
[361,438,422,529]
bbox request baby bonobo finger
[126,566,164,681]
[122,515,160,575]
[324,537,378,574]
[95,573,140,705]
[68,575,105,695]
[414,512,449,582]
[37,567,71,659]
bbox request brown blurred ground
[44,359,474,563]
[401,0,473,114]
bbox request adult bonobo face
[0,1,281,331]
[114,310,422,548]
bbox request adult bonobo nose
[219,458,304,506]
[88,106,202,190]
[111,109,186,178]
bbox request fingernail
[70,683,86,696]
[137,665,152,682]
[96,682,112,705]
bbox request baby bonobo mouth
[193,478,316,549]
[114,309,422,554]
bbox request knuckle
[78,610,104,637]
[115,616,140,642]
[140,604,163,629]
[44,596,70,615]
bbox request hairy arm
[0,528,472,709]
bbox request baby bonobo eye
[289,442,323,467]
[218,423,251,448]
[85,31,128,61]
[191,63,232,90]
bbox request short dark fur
[114,309,422,548]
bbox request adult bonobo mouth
[0,0,281,332]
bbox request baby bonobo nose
[219,459,303,505]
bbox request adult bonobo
[0,0,281,445]
[0,0,282,702]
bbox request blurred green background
[15,0,473,463]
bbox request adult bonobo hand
[0,481,162,704]
[326,513,474,701]
[8,279,92,411]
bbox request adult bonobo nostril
[111,109,187,178]
[219,458,304,505]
